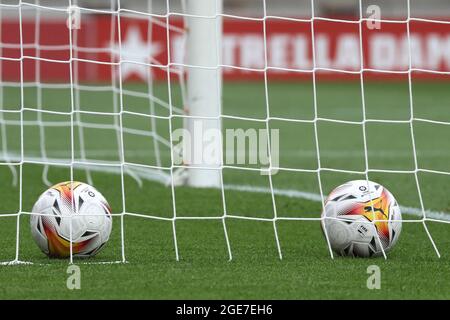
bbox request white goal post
[185,0,222,188]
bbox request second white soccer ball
[321,180,402,257]
[30,181,112,258]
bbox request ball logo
[357,225,369,237]
[359,186,368,192]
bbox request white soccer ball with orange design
[30,181,112,258]
[321,180,402,257]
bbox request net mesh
[0,0,449,264]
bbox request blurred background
[1,0,450,17]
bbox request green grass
[0,80,450,299]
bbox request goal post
[184,0,223,188]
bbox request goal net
[0,0,449,264]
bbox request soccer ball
[321,180,402,257]
[30,181,112,258]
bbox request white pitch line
[223,184,450,222]
[1,153,449,221]
[0,260,35,266]
[224,184,323,202]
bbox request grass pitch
[0,79,449,299]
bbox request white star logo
[109,26,163,80]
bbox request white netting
[0,0,449,264]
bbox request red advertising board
[1,15,450,82]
